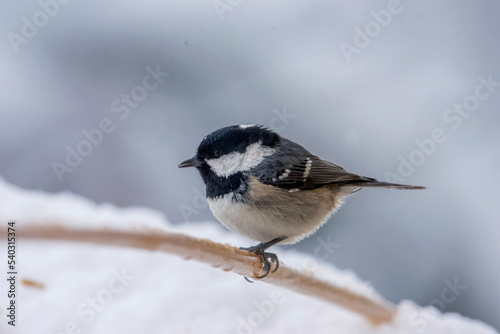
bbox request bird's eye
[212,150,221,158]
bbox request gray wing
[252,138,362,190]
[254,138,425,191]
[256,155,365,191]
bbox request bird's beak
[178,156,202,168]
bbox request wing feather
[269,155,364,190]
[252,138,425,191]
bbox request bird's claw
[241,248,280,280]
[240,236,286,282]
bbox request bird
[178,124,424,279]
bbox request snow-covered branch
[4,224,395,325]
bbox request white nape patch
[242,142,276,170]
[239,124,258,129]
[279,169,290,180]
[303,158,312,180]
[206,141,276,177]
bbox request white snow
[0,178,497,334]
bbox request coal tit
[179,124,424,278]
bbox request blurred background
[0,0,499,330]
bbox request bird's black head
[179,124,281,176]
[178,125,281,197]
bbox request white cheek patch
[206,152,244,178]
[206,141,276,177]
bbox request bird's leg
[240,236,287,279]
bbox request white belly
[208,194,293,243]
[207,183,349,244]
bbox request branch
[5,225,395,325]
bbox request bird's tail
[342,176,425,190]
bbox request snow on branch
[4,224,395,325]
